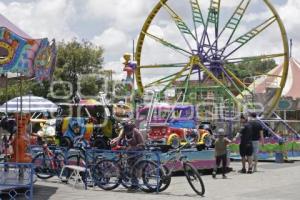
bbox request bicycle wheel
[157,165,171,192]
[93,159,120,190]
[120,170,132,189]
[183,162,205,196]
[32,152,56,179]
[140,160,167,193]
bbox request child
[212,128,231,179]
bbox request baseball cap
[217,128,226,136]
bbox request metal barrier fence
[30,145,162,192]
[0,162,34,200]
[81,149,162,191]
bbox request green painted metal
[224,16,276,57]
[135,0,289,117]
[189,0,205,43]
[160,0,196,49]
[159,62,191,94]
[182,66,194,103]
[207,0,221,33]
[144,67,191,88]
[221,0,250,44]
[143,31,192,56]
[139,63,187,69]
[225,53,285,63]
[190,0,205,26]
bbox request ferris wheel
[135,0,289,116]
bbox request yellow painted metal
[135,0,167,94]
[224,66,249,92]
[167,133,180,146]
[263,0,289,116]
[196,61,241,107]
[135,0,289,116]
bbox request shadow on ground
[33,184,58,200]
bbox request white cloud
[0,0,298,84]
[92,28,129,53]
[85,0,155,32]
[0,0,78,40]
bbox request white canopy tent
[0,96,58,113]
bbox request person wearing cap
[110,120,145,151]
[110,120,145,191]
[212,128,231,179]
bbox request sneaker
[238,168,246,174]
[212,172,216,179]
[253,166,257,172]
[247,168,253,174]
[222,174,227,179]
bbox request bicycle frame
[161,144,190,176]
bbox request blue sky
[0,0,298,82]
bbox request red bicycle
[32,144,65,179]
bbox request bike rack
[0,162,34,200]
[84,149,162,192]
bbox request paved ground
[29,161,300,200]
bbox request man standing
[248,113,264,172]
[234,115,253,174]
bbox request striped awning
[241,57,300,100]
[0,95,58,113]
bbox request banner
[0,27,56,81]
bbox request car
[137,104,212,151]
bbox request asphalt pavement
[29,160,300,200]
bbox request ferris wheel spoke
[219,66,244,96]
[159,62,193,93]
[197,62,241,105]
[199,0,221,55]
[144,31,192,57]
[189,0,206,45]
[222,16,276,59]
[225,53,285,64]
[182,66,195,102]
[206,0,250,57]
[144,67,191,88]
[139,63,188,69]
[159,0,197,51]
[223,65,251,94]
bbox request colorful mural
[33,39,56,81]
[229,137,300,160]
[0,27,56,81]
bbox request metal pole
[289,39,293,58]
[5,72,8,114]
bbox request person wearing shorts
[249,113,264,172]
[212,128,231,179]
[234,115,253,174]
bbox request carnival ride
[132,0,300,161]
[135,0,288,118]
[137,103,211,151]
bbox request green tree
[55,39,104,98]
[227,59,277,80]
[0,39,104,104]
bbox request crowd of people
[212,112,265,179]
[1,111,266,179]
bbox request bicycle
[142,142,205,196]
[94,149,160,192]
[65,136,111,187]
[31,144,66,179]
